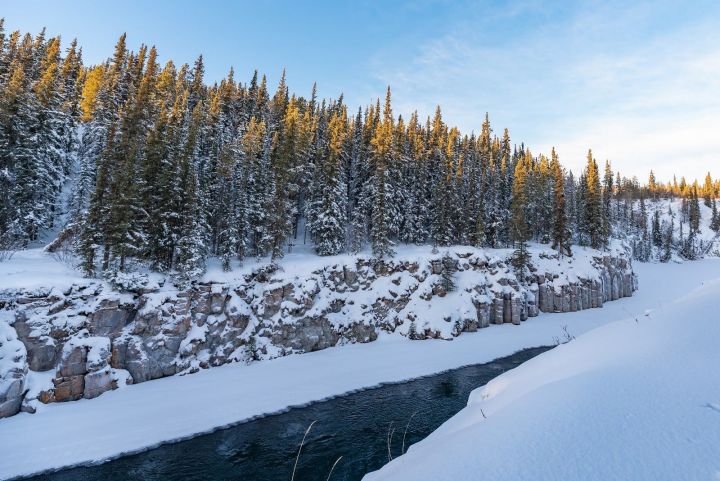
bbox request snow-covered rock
[0,314,27,418]
[0,244,635,418]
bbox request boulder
[84,367,113,399]
[0,377,24,418]
[271,317,340,352]
[89,300,132,337]
[12,317,58,371]
[53,375,85,402]
[58,345,87,377]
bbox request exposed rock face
[52,374,84,402]
[0,245,636,418]
[89,300,133,337]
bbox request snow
[0,318,26,401]
[0,248,86,292]
[0,259,716,479]
[365,258,720,481]
[19,370,54,414]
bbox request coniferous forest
[1,23,718,281]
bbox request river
[27,346,551,481]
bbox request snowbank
[365,258,720,481]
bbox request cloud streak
[365,0,720,181]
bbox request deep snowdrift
[365,258,720,481]
[0,259,714,479]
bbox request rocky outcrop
[0,317,27,417]
[0,245,636,418]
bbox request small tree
[711,199,720,232]
[407,320,418,340]
[452,319,463,337]
[510,151,531,277]
[245,335,260,362]
[440,253,456,293]
[651,210,662,248]
[660,218,673,263]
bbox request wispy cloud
[364,0,720,181]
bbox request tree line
[0,24,717,279]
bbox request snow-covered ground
[642,197,719,257]
[0,259,716,479]
[365,257,720,481]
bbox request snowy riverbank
[365,257,720,481]
[0,243,633,417]
[0,259,715,479]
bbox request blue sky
[4,0,719,180]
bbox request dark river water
[27,346,550,481]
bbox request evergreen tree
[550,148,570,256]
[648,170,657,198]
[583,150,605,249]
[244,116,273,257]
[509,152,530,275]
[689,186,701,234]
[703,172,713,207]
[711,198,720,232]
[175,103,206,280]
[346,108,367,252]
[651,210,662,248]
[429,106,452,247]
[1,25,715,278]
[660,216,673,263]
[369,87,395,258]
[309,106,347,255]
[602,160,613,239]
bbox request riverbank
[0,259,714,479]
[23,348,551,481]
[0,243,634,418]
[365,257,720,481]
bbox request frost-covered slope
[365,258,720,481]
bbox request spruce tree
[244,116,272,257]
[309,106,348,255]
[703,172,713,207]
[689,186,701,234]
[602,160,613,239]
[510,153,531,275]
[4,24,714,276]
[429,106,452,247]
[711,198,720,232]
[651,210,662,248]
[369,87,395,258]
[583,150,605,249]
[175,103,206,280]
[660,217,673,263]
[347,108,367,252]
[550,148,570,256]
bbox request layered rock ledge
[0,245,636,418]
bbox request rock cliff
[0,245,636,418]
